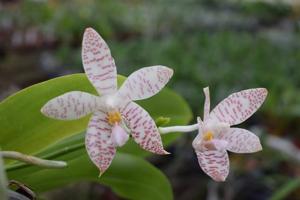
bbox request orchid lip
[111,124,129,147]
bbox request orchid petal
[209,88,268,126]
[85,111,116,175]
[203,87,210,122]
[82,28,117,95]
[195,149,229,182]
[121,101,168,155]
[222,128,262,153]
[41,91,98,120]
[117,66,173,103]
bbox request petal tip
[156,65,173,78]
[84,27,95,33]
[213,176,227,182]
[40,105,45,114]
[98,168,108,177]
[210,172,228,182]
[40,104,49,117]
[256,88,268,100]
[256,142,263,152]
[203,87,210,96]
[163,150,171,155]
[203,86,209,91]
[166,67,174,78]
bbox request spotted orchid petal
[41,91,98,120]
[209,88,268,126]
[82,28,117,95]
[121,101,168,155]
[221,128,262,153]
[85,111,116,175]
[117,66,173,103]
[196,149,229,182]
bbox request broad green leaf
[0,73,192,157]
[7,149,173,200]
[7,131,173,200]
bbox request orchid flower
[194,87,267,181]
[160,87,267,181]
[41,28,173,175]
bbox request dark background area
[1,0,300,199]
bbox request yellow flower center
[203,131,214,141]
[107,111,122,125]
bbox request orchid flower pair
[41,27,268,181]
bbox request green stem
[0,155,8,200]
[1,151,67,169]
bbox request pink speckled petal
[117,66,173,103]
[203,87,210,122]
[195,149,229,182]
[82,28,117,95]
[222,128,262,153]
[121,101,168,155]
[209,88,268,126]
[41,91,98,120]
[85,111,116,175]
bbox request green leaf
[7,144,173,200]
[0,73,192,157]
[6,129,174,200]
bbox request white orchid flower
[159,86,268,182]
[193,87,267,181]
[41,28,173,175]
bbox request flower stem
[159,124,199,134]
[1,151,67,169]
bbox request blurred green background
[1,0,300,199]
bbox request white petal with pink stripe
[222,128,262,153]
[85,112,116,175]
[41,91,98,120]
[121,102,168,155]
[118,66,173,103]
[196,149,229,182]
[82,28,117,95]
[209,88,268,126]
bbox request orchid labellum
[192,87,268,181]
[41,28,173,175]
